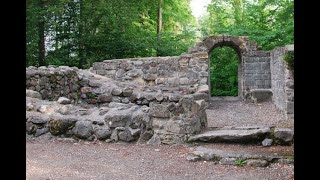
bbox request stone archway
[188,35,259,99]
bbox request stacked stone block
[270,45,294,120]
[243,51,271,90]
[26,66,80,101]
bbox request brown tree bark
[38,0,46,66]
[78,0,85,69]
[156,0,163,56]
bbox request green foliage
[200,0,294,50]
[210,47,239,96]
[26,0,197,67]
[234,158,247,166]
[283,51,294,70]
[86,92,97,99]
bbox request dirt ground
[26,137,294,180]
[206,100,293,128]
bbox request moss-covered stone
[49,118,77,136]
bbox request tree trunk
[38,0,45,66]
[78,0,85,69]
[156,0,162,56]
[233,0,243,24]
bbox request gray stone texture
[137,130,154,143]
[149,96,207,144]
[246,159,269,167]
[118,128,134,142]
[26,66,80,101]
[72,120,93,139]
[262,138,273,146]
[104,108,132,128]
[92,56,208,96]
[49,117,77,136]
[270,46,294,121]
[187,146,290,167]
[250,89,273,103]
[35,127,49,137]
[274,128,294,143]
[243,55,271,91]
[57,97,71,104]
[94,127,112,140]
[188,127,271,143]
[26,89,42,99]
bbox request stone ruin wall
[242,51,271,91]
[25,35,294,143]
[91,53,209,97]
[270,45,294,121]
[26,53,209,144]
[26,66,80,101]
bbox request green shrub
[283,51,294,70]
[234,159,247,166]
[210,47,239,96]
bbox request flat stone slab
[187,146,293,167]
[188,127,271,143]
[250,89,273,103]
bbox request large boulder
[27,115,49,125]
[274,128,294,143]
[111,88,122,96]
[72,120,93,139]
[122,88,133,97]
[57,105,73,115]
[130,109,150,129]
[149,103,170,118]
[26,122,37,135]
[35,127,49,137]
[49,117,77,135]
[118,128,134,142]
[97,94,112,103]
[147,134,161,145]
[137,130,154,143]
[94,127,112,140]
[26,89,42,99]
[104,108,132,128]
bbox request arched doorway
[188,35,258,99]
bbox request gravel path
[206,100,293,128]
[27,137,294,180]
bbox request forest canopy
[26,0,293,67]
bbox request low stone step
[188,127,271,144]
[249,89,273,103]
[186,146,293,167]
[188,126,294,145]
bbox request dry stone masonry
[26,35,294,144]
[26,66,80,101]
[270,45,294,121]
[91,55,209,97]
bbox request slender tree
[156,0,163,56]
[37,0,46,66]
